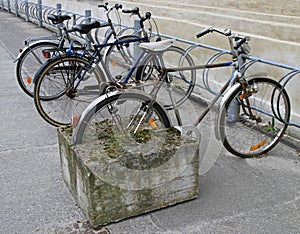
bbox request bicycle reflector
[112,59,117,66]
[26,77,32,85]
[250,139,267,151]
[42,50,51,58]
[148,118,158,129]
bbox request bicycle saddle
[47,14,71,24]
[72,21,101,34]
[139,39,176,52]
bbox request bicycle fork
[239,79,261,123]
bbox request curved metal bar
[203,51,231,94]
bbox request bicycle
[15,3,129,97]
[33,6,195,127]
[72,26,291,158]
[15,13,73,97]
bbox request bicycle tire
[103,34,142,81]
[34,55,104,127]
[135,45,196,108]
[72,90,171,145]
[16,41,59,97]
[219,77,290,158]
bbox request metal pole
[133,19,141,58]
[7,0,11,12]
[0,0,4,10]
[24,0,29,21]
[85,9,91,50]
[227,99,240,122]
[56,3,62,36]
[37,0,43,27]
[14,0,19,16]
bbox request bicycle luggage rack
[2,0,300,128]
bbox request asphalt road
[0,9,300,234]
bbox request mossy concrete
[57,126,200,228]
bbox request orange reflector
[112,59,117,66]
[26,77,32,85]
[250,139,267,151]
[148,118,157,129]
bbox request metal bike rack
[2,0,300,128]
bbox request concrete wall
[41,0,300,137]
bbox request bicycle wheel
[136,46,196,108]
[16,41,59,97]
[103,35,142,81]
[34,55,104,127]
[72,90,171,144]
[219,77,290,158]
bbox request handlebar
[196,26,250,53]
[122,7,140,15]
[122,7,151,22]
[196,26,232,38]
[196,26,213,38]
[122,7,152,31]
[98,3,122,11]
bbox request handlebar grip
[122,9,132,13]
[234,37,247,50]
[122,7,139,15]
[196,27,212,38]
[98,3,108,8]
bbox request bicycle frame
[69,35,149,91]
[158,60,236,127]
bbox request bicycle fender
[14,44,32,63]
[71,89,120,143]
[14,40,58,63]
[214,82,241,140]
[71,89,170,144]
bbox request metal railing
[2,0,300,128]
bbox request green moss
[92,120,183,170]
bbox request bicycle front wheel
[219,77,290,158]
[34,56,104,127]
[73,91,171,145]
[16,41,59,97]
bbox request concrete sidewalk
[0,9,300,234]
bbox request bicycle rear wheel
[34,55,104,127]
[219,77,290,158]
[72,91,171,144]
[16,41,59,97]
[136,46,196,108]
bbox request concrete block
[57,126,200,228]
